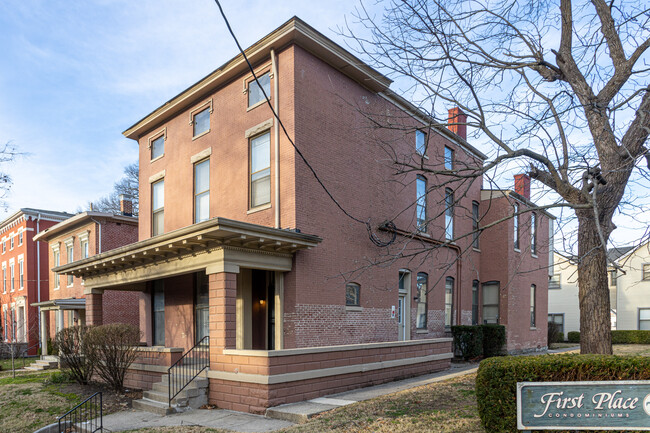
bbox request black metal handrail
[168,335,209,407]
[58,392,102,433]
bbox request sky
[0,0,647,250]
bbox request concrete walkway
[102,363,478,432]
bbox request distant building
[548,252,579,336]
[612,242,650,330]
[33,198,139,355]
[0,208,72,355]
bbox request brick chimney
[119,194,133,216]
[514,174,531,200]
[447,107,467,140]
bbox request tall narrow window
[53,249,60,289]
[345,283,361,307]
[445,277,454,327]
[193,108,210,137]
[531,212,537,255]
[1,267,5,293]
[416,130,426,155]
[471,280,479,325]
[18,232,23,245]
[514,203,520,250]
[151,135,164,160]
[18,260,23,290]
[9,263,14,292]
[482,282,499,324]
[530,284,537,327]
[445,188,454,240]
[152,281,165,346]
[472,201,480,248]
[416,175,427,230]
[194,159,210,223]
[248,72,271,107]
[250,132,271,208]
[548,313,564,334]
[81,240,89,259]
[195,273,209,342]
[66,245,74,286]
[416,272,428,329]
[10,236,14,250]
[152,180,164,236]
[444,146,454,170]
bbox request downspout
[271,48,280,229]
[36,214,41,352]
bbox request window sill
[417,232,431,238]
[531,254,538,258]
[472,248,481,253]
[247,98,271,112]
[18,287,23,291]
[150,154,164,164]
[345,306,362,312]
[415,153,429,160]
[415,329,428,334]
[247,203,272,214]
[54,287,60,291]
[514,248,521,253]
[530,327,537,330]
[192,130,210,141]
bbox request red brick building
[0,208,72,356]
[33,205,139,355]
[55,17,552,413]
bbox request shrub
[547,321,562,344]
[611,330,650,344]
[567,331,580,343]
[86,323,142,392]
[451,325,483,359]
[476,354,650,433]
[556,332,564,343]
[48,369,75,384]
[481,324,506,357]
[54,326,95,385]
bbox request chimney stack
[447,107,467,140]
[119,194,133,216]
[514,174,531,200]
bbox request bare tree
[346,0,650,354]
[89,162,139,215]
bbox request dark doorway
[251,270,275,350]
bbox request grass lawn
[0,356,37,372]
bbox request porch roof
[32,298,86,311]
[53,217,321,282]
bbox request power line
[212,1,395,247]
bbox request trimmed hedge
[451,325,483,360]
[612,330,650,344]
[476,354,650,433]
[567,331,580,343]
[482,324,506,357]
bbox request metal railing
[168,335,209,407]
[58,392,102,433]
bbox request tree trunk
[576,212,613,354]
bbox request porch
[31,298,85,356]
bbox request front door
[398,295,406,341]
[195,272,209,343]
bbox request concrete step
[24,365,47,371]
[132,398,177,416]
[152,377,208,393]
[35,360,58,368]
[143,388,199,405]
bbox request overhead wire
[212,0,395,247]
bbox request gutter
[271,47,280,229]
[36,213,42,352]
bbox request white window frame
[152,179,165,236]
[444,146,454,170]
[52,245,60,290]
[148,128,166,162]
[445,188,454,240]
[639,308,650,330]
[249,132,271,209]
[514,203,520,251]
[18,257,23,290]
[416,130,426,155]
[9,259,14,292]
[194,159,210,223]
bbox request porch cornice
[53,217,321,285]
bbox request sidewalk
[102,362,478,432]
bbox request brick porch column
[208,272,237,370]
[86,291,104,326]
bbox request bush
[54,326,95,385]
[86,323,142,392]
[476,354,650,433]
[611,330,650,344]
[481,324,506,357]
[556,332,564,343]
[567,331,580,343]
[547,321,563,344]
[48,369,75,384]
[451,325,483,359]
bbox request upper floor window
[549,274,561,289]
[193,108,210,137]
[416,175,427,230]
[9,263,14,291]
[151,135,164,160]
[18,259,23,290]
[81,240,89,259]
[643,264,650,281]
[53,249,60,289]
[10,236,14,250]
[531,212,537,255]
[416,130,426,155]
[445,188,454,240]
[345,283,360,307]
[250,132,271,208]
[444,146,454,170]
[1,267,5,293]
[194,159,210,223]
[416,272,428,329]
[514,203,520,250]
[66,246,74,286]
[445,277,454,327]
[18,232,23,246]
[472,201,480,249]
[152,180,165,236]
[1,241,4,253]
[530,284,537,327]
[248,72,271,107]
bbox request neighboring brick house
[33,202,139,354]
[54,17,552,413]
[0,208,72,356]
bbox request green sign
[517,381,650,430]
